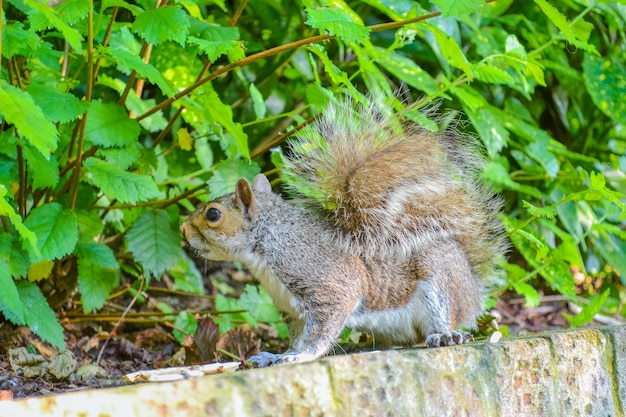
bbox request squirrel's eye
[206,207,222,222]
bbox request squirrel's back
[284,98,506,280]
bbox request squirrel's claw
[425,331,474,348]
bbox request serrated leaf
[172,312,197,343]
[214,294,255,334]
[207,159,261,199]
[16,280,65,350]
[202,89,249,159]
[0,82,58,159]
[0,234,30,278]
[187,25,243,62]
[0,185,38,255]
[582,53,626,125]
[29,0,89,28]
[375,49,440,95]
[249,84,266,119]
[2,22,42,58]
[102,46,176,97]
[26,84,87,124]
[126,209,182,277]
[84,158,161,204]
[85,102,140,148]
[23,0,82,53]
[431,26,472,77]
[431,0,484,17]
[483,161,542,198]
[526,58,546,87]
[0,260,26,325]
[522,201,557,219]
[98,145,140,171]
[461,102,509,158]
[75,209,105,242]
[177,128,194,151]
[239,285,282,324]
[23,203,78,262]
[23,145,59,190]
[505,34,526,59]
[76,242,120,312]
[28,260,54,281]
[526,140,560,178]
[533,0,576,44]
[473,63,514,84]
[306,7,371,43]
[132,6,190,46]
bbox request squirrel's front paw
[246,352,283,368]
[425,331,473,348]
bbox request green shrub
[0,0,624,348]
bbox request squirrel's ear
[252,174,271,193]
[235,179,254,212]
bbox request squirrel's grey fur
[181,98,507,367]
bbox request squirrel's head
[180,174,272,262]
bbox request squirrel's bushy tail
[284,97,506,279]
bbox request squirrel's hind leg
[413,239,484,348]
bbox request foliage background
[0,0,625,349]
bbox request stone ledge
[2,326,625,417]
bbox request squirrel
[181,98,506,367]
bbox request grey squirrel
[181,98,506,367]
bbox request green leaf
[201,89,250,159]
[525,140,560,178]
[132,6,190,46]
[563,289,610,328]
[430,25,472,77]
[24,0,82,53]
[16,280,65,349]
[29,0,89,27]
[0,233,30,278]
[214,294,255,334]
[0,185,38,255]
[522,201,557,219]
[85,102,140,148]
[249,84,267,119]
[0,82,58,159]
[375,49,440,95]
[0,259,26,325]
[76,209,105,242]
[172,312,197,343]
[2,22,42,58]
[582,53,626,125]
[460,101,509,158]
[126,209,183,277]
[26,84,87,124]
[207,159,261,199]
[84,158,161,204]
[76,243,120,312]
[23,203,78,262]
[431,0,484,17]
[169,254,204,295]
[239,285,282,324]
[483,161,542,198]
[102,46,176,97]
[473,63,514,84]
[306,7,370,43]
[533,0,577,44]
[23,145,59,190]
[187,25,244,62]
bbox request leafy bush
[0,0,624,348]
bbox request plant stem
[69,0,95,210]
